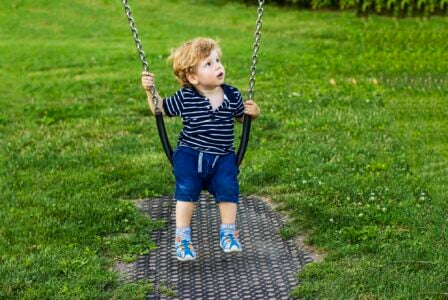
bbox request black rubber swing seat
[156,111,252,166]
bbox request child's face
[189,49,225,88]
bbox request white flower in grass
[419,192,426,201]
[330,218,334,223]
[358,213,364,217]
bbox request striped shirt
[163,84,245,155]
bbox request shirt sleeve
[234,90,245,118]
[162,89,184,117]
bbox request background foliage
[236,0,448,16]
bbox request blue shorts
[173,146,239,203]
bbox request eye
[216,58,220,63]
[205,61,211,67]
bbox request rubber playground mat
[124,194,314,299]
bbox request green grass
[1,0,447,298]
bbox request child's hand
[244,100,260,119]
[141,71,155,91]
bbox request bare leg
[175,201,197,261]
[176,201,196,228]
[218,202,237,224]
[218,202,242,252]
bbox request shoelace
[177,240,194,256]
[223,233,240,248]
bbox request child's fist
[141,71,155,91]
[244,100,260,119]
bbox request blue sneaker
[175,238,197,261]
[220,230,242,253]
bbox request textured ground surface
[125,194,313,299]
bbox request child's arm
[236,99,260,123]
[141,71,166,115]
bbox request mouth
[217,72,224,79]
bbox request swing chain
[248,0,264,101]
[122,0,160,113]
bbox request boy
[141,37,260,261]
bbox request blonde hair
[168,37,222,86]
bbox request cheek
[203,70,214,78]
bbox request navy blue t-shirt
[163,84,245,155]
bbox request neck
[193,84,223,97]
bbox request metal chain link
[122,0,160,112]
[248,0,264,101]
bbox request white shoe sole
[176,255,197,261]
[222,246,243,253]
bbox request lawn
[1,0,447,298]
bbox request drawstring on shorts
[197,151,220,175]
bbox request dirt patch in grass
[114,260,137,282]
[257,195,326,263]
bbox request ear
[186,73,198,85]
